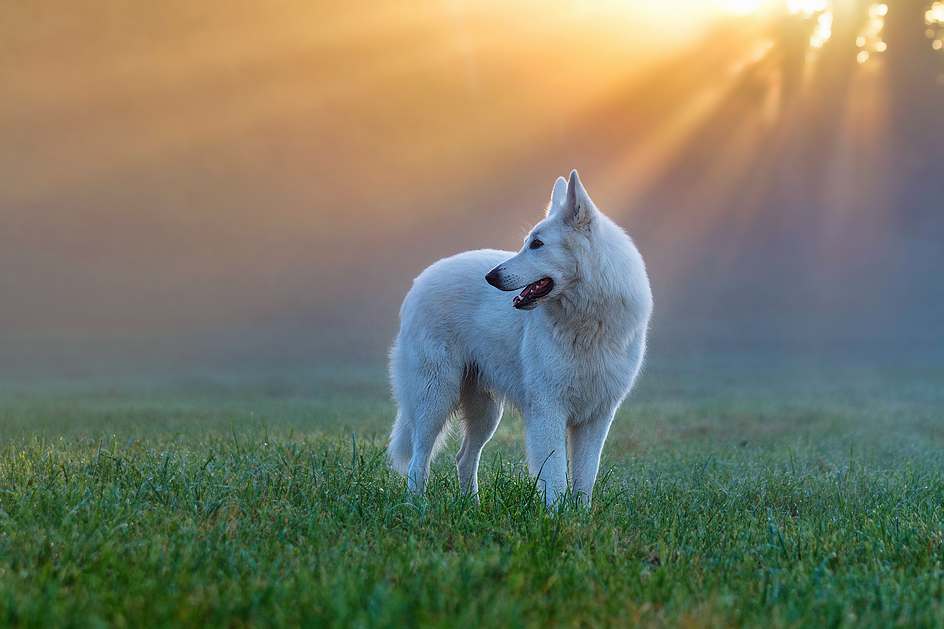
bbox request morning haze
[2,0,942,385]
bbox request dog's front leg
[567,409,617,506]
[524,403,568,506]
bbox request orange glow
[0,0,916,334]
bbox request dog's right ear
[561,170,595,233]
[547,176,567,216]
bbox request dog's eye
[529,239,543,250]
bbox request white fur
[388,171,653,505]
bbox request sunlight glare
[856,5,887,61]
[717,0,762,15]
[788,0,826,16]
[810,11,832,48]
[863,5,886,42]
[927,3,944,25]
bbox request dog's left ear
[562,170,596,233]
[548,176,567,215]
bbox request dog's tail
[387,411,413,476]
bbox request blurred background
[2,0,943,388]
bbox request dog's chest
[553,335,634,408]
[521,311,641,410]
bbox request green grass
[0,364,942,627]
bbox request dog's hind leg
[405,367,461,495]
[390,332,462,495]
[406,402,456,494]
[567,409,616,506]
[456,382,503,496]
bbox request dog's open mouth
[513,278,554,310]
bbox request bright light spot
[928,29,936,38]
[858,6,886,55]
[927,3,944,25]
[857,51,869,63]
[717,0,761,15]
[934,39,943,50]
[788,0,826,16]
[810,10,832,47]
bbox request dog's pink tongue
[513,282,537,307]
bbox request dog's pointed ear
[562,170,595,232]
[548,176,567,215]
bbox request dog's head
[485,170,597,310]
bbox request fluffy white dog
[388,171,652,505]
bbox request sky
[2,0,943,380]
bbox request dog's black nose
[485,268,501,288]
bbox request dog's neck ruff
[547,227,649,353]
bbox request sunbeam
[1,0,942,362]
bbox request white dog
[388,171,652,505]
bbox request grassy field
[0,360,942,627]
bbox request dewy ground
[0,354,942,628]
